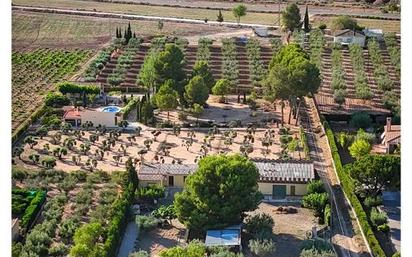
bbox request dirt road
[299,97,370,257]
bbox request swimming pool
[101,106,121,113]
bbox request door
[290,185,296,196]
[272,185,286,199]
[168,176,174,187]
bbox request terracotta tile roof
[63,108,82,120]
[383,125,401,144]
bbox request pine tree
[217,10,224,23]
[304,5,310,32]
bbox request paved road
[117,221,139,257]
[12,5,276,28]
[299,97,370,257]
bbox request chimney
[386,117,392,132]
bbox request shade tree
[174,154,262,231]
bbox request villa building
[138,160,315,201]
[62,106,123,127]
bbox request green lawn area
[13,0,277,25]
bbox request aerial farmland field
[10,1,402,257]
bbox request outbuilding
[333,29,366,47]
[138,160,315,201]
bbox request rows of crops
[12,49,93,132]
[330,46,346,105]
[349,44,372,100]
[384,33,400,77]
[246,38,266,86]
[13,169,124,256]
[221,38,239,89]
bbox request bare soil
[137,219,186,257]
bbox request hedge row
[102,183,135,256]
[322,119,386,257]
[12,104,47,144]
[20,191,47,231]
[57,82,100,95]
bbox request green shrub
[377,224,390,233]
[392,252,400,257]
[48,243,69,256]
[136,215,159,231]
[20,191,46,230]
[349,112,372,129]
[152,205,176,220]
[302,192,329,222]
[136,185,165,201]
[318,23,327,30]
[244,213,274,239]
[307,180,326,194]
[370,208,388,227]
[301,238,334,252]
[45,92,71,107]
[57,81,100,95]
[12,242,23,257]
[248,239,276,257]
[364,196,383,209]
[300,247,335,257]
[324,204,331,227]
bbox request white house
[63,106,123,127]
[333,29,366,47]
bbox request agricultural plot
[12,10,238,50]
[309,33,401,115]
[12,49,93,133]
[89,37,274,93]
[12,168,128,256]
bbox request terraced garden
[12,49,93,133]
[88,37,274,94]
[82,33,401,118]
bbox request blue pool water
[101,106,121,113]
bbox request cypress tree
[217,10,224,23]
[304,5,310,32]
[119,28,122,38]
[115,27,119,38]
[133,32,136,38]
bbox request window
[290,185,296,196]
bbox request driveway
[117,221,139,257]
[381,191,401,252]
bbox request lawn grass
[13,0,277,25]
